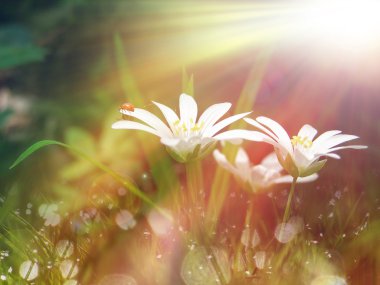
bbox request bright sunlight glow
[292,0,380,52]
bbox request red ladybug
[120,102,135,112]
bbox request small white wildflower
[244,117,367,177]
[214,148,317,191]
[112,93,255,162]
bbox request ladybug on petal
[120,103,135,112]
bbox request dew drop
[254,251,266,269]
[19,260,38,281]
[146,208,173,236]
[115,210,136,230]
[59,260,78,279]
[56,240,74,258]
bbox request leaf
[9,140,166,215]
[9,140,62,169]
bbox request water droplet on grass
[56,240,74,258]
[274,217,303,243]
[115,210,136,230]
[59,260,78,279]
[181,246,231,285]
[19,261,38,281]
[254,251,266,269]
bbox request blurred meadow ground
[0,0,379,284]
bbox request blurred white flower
[311,275,347,285]
[19,260,38,281]
[0,88,33,140]
[213,148,317,191]
[146,208,173,236]
[244,116,367,177]
[115,210,136,230]
[38,204,61,227]
[112,93,254,162]
[274,216,304,243]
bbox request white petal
[198,103,231,133]
[112,120,159,136]
[205,112,251,137]
[272,173,315,186]
[311,130,342,146]
[120,108,172,137]
[160,137,180,147]
[297,173,318,183]
[321,153,341,159]
[235,148,250,165]
[179,93,197,123]
[261,152,283,171]
[153,101,180,131]
[256,116,293,155]
[235,148,251,175]
[298,124,318,140]
[213,149,240,177]
[325,144,367,153]
[244,118,278,141]
[316,134,359,151]
[250,165,280,187]
[293,147,314,169]
[272,175,294,184]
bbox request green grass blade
[9,140,60,169]
[9,140,164,214]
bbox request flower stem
[280,177,298,238]
[185,161,227,285]
[186,160,204,213]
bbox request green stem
[281,177,298,225]
[279,177,298,242]
[185,160,204,215]
[185,161,226,285]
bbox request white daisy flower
[243,116,367,177]
[112,93,253,162]
[213,147,317,191]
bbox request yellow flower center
[173,120,204,136]
[291,135,313,148]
